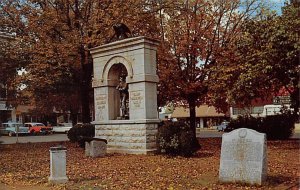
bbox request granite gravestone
[219,128,267,185]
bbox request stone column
[48,146,68,184]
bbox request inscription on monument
[95,94,106,120]
[219,128,267,185]
[130,91,143,108]
[96,95,106,108]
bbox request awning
[171,105,226,118]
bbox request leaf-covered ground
[0,138,299,190]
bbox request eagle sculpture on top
[109,23,132,42]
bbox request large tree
[210,2,299,117]
[0,0,160,123]
[157,0,264,146]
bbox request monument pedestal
[93,119,159,154]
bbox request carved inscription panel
[221,140,262,161]
[95,94,106,120]
[130,90,144,109]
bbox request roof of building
[171,105,226,118]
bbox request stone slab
[85,140,107,158]
[219,128,267,185]
[49,148,68,184]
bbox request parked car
[217,121,230,132]
[24,122,53,135]
[0,122,30,136]
[52,123,73,133]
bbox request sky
[268,0,287,14]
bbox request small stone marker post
[49,146,68,184]
[85,140,107,157]
[219,128,267,185]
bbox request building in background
[171,105,229,128]
[230,93,292,119]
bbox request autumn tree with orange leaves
[157,0,264,146]
[0,0,160,123]
[209,1,299,118]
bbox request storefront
[0,101,14,124]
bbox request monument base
[92,119,159,154]
[48,177,68,184]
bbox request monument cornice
[90,36,160,58]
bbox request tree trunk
[70,109,78,126]
[291,86,299,119]
[79,45,92,123]
[80,77,90,123]
[188,97,196,137]
[188,95,201,150]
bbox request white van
[262,105,290,116]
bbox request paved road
[0,129,299,145]
[196,129,224,138]
[0,133,69,144]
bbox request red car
[24,122,53,135]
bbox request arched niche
[102,56,133,82]
[107,63,129,120]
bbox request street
[0,133,69,144]
[0,129,299,145]
[196,129,223,138]
[1,131,222,144]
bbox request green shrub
[227,113,295,140]
[67,123,95,148]
[228,116,263,131]
[157,121,200,157]
[262,114,295,140]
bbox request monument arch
[102,55,133,81]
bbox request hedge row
[228,113,296,140]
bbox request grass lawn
[0,138,299,190]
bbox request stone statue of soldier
[116,76,129,119]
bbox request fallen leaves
[0,138,299,190]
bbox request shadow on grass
[194,151,215,158]
[217,175,299,190]
[265,175,299,189]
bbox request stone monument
[90,36,160,154]
[219,128,267,185]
